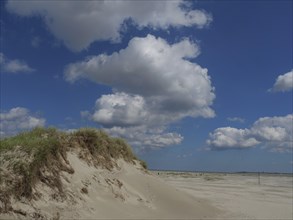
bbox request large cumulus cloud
[66,35,215,148]
[65,35,215,120]
[207,114,293,153]
[6,0,212,51]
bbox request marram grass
[0,127,147,209]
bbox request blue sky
[1,0,292,173]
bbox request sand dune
[1,150,220,219]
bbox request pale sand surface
[3,149,291,219]
[156,171,293,219]
[1,151,220,219]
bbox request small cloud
[0,52,35,73]
[106,126,183,149]
[269,70,293,92]
[227,117,245,123]
[0,107,45,137]
[206,127,259,150]
[207,114,293,153]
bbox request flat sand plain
[155,171,293,219]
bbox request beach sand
[157,171,293,219]
[0,151,220,219]
[2,148,291,219]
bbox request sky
[0,0,292,173]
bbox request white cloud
[105,126,183,149]
[227,117,245,123]
[6,0,212,51]
[92,92,184,148]
[93,93,147,127]
[207,114,293,152]
[0,107,46,137]
[0,52,35,73]
[270,70,293,92]
[65,35,215,120]
[251,115,292,144]
[64,35,215,148]
[206,127,259,149]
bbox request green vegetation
[71,128,138,163]
[0,127,61,153]
[0,127,147,212]
[0,127,66,201]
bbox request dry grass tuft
[81,187,88,194]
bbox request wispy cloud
[177,153,193,159]
[227,117,245,123]
[0,52,35,73]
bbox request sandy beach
[1,128,291,219]
[156,171,293,219]
[1,150,292,219]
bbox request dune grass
[0,127,61,153]
[0,127,142,168]
[0,127,66,200]
[71,128,138,162]
[0,127,146,210]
